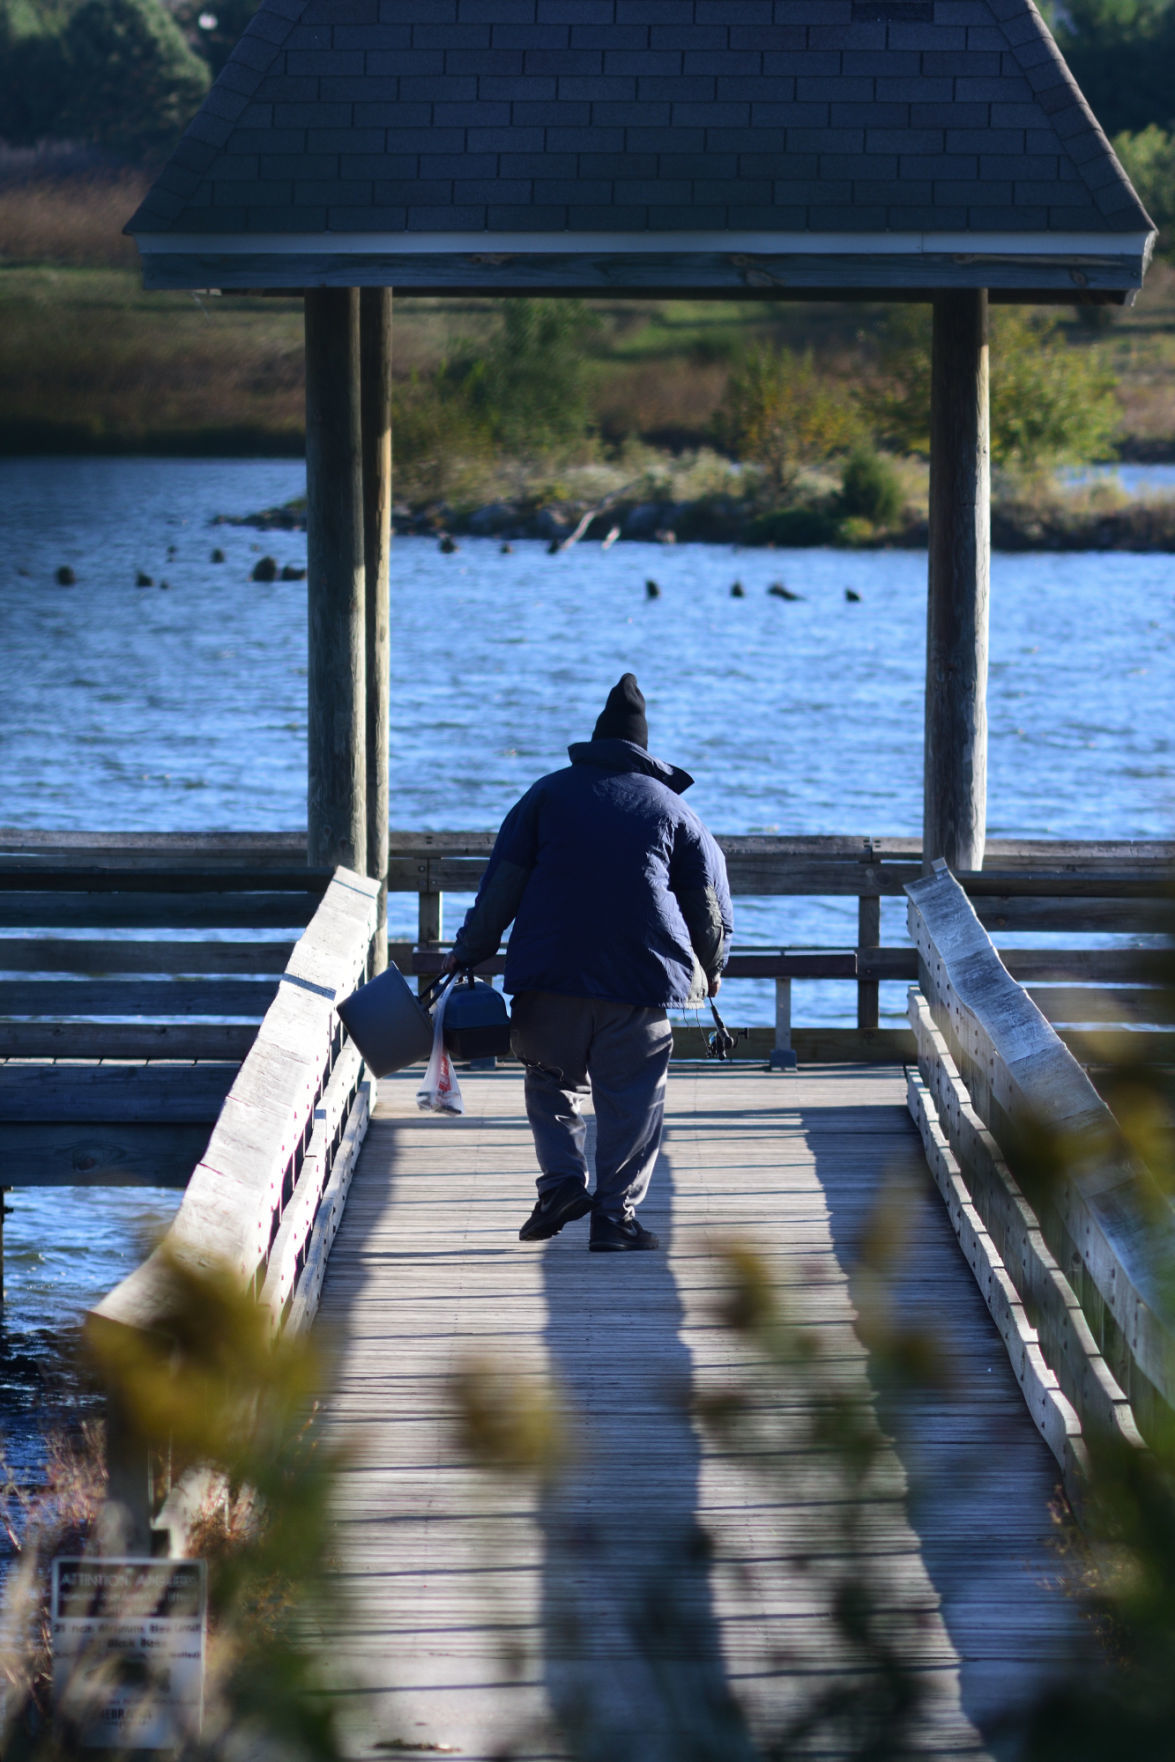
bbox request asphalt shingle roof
[128,0,1155,294]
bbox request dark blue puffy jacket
[451,738,733,1009]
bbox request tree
[1041,0,1175,137]
[170,0,263,77]
[57,0,210,160]
[714,346,862,498]
[0,0,76,142]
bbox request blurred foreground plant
[699,1186,951,1762]
[0,1422,107,1742]
[1009,909,1175,1762]
[0,1248,348,1761]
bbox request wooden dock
[314,1065,1082,1762]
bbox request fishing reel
[706,998,740,1061]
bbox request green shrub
[746,505,840,546]
[991,308,1119,472]
[714,345,862,498]
[1113,123,1175,257]
[391,371,494,505]
[838,447,903,526]
[873,306,1119,472]
[453,298,600,458]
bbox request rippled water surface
[0,455,1173,1479]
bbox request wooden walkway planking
[314,1066,1083,1762]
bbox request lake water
[0,455,1173,1485]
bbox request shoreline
[227,490,1175,554]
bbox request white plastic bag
[416,979,464,1115]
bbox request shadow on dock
[806,1103,1083,1750]
[538,1126,756,1762]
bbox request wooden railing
[905,861,1174,1504]
[2,830,1170,1080]
[0,833,333,1189]
[387,831,1175,1065]
[85,865,380,1550]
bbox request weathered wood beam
[0,938,294,975]
[305,288,367,872]
[360,286,392,972]
[0,1063,238,1124]
[925,288,990,873]
[0,1023,257,1060]
[0,1124,208,1187]
[0,978,277,1017]
[0,894,319,931]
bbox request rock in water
[768,581,802,601]
[645,579,661,599]
[252,556,279,583]
[210,547,226,564]
[136,570,154,587]
[845,587,862,602]
[439,534,458,554]
[730,581,745,598]
[500,541,513,555]
[55,565,76,586]
[281,563,307,581]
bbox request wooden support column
[924,288,990,874]
[769,977,797,1071]
[361,287,392,973]
[418,889,442,995]
[305,287,366,872]
[857,891,881,1031]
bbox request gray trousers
[509,990,674,1222]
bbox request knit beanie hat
[593,673,648,748]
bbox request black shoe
[519,1180,593,1242]
[589,1213,660,1252]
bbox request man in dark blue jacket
[447,674,732,1252]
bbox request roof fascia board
[137,248,1149,300]
[137,229,1153,260]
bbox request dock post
[418,890,443,994]
[305,287,367,872]
[361,287,393,973]
[857,891,881,1032]
[924,288,989,874]
[769,977,797,1071]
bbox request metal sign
[51,1558,206,1749]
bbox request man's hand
[707,974,722,998]
[441,951,461,975]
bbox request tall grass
[0,171,150,268]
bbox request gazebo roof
[129,0,1155,299]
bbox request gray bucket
[336,961,435,1076]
